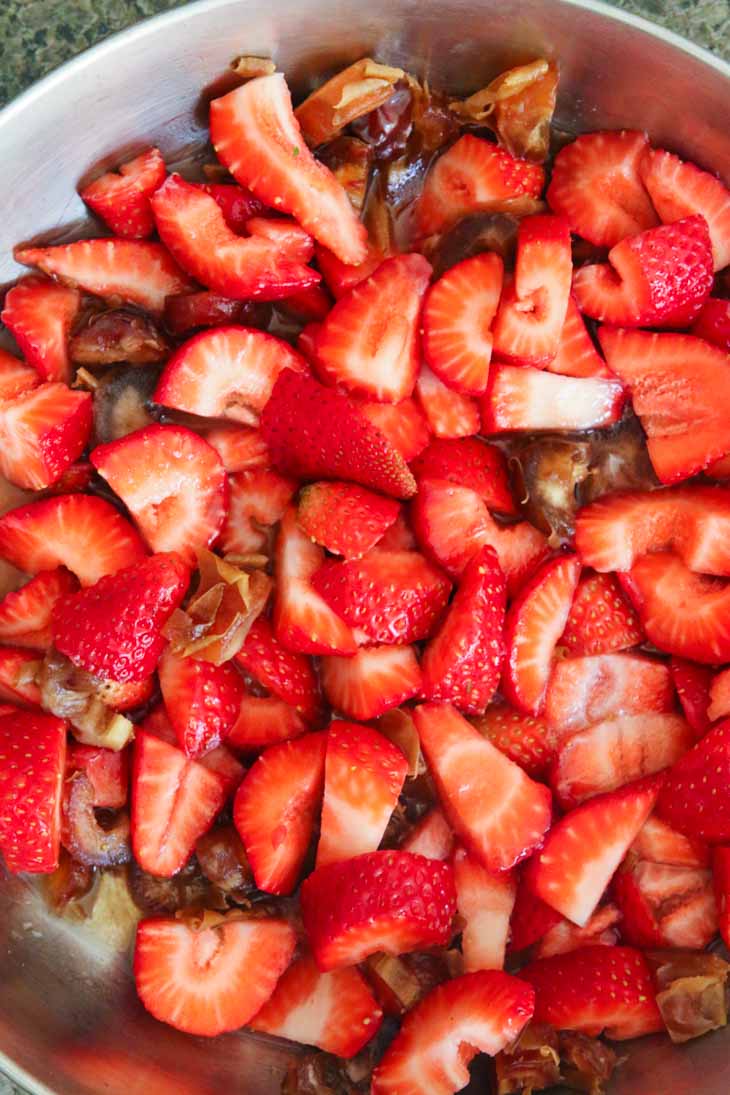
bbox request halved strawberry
[233,731,326,894]
[546,297,612,379]
[317,720,408,867]
[198,181,266,231]
[546,130,657,247]
[0,494,146,585]
[401,806,454,861]
[631,814,710,869]
[692,297,730,352]
[227,691,309,752]
[709,667,730,721]
[453,846,516,971]
[0,382,92,491]
[1,277,80,384]
[411,437,516,516]
[545,652,675,735]
[314,241,385,299]
[598,328,730,485]
[414,703,551,872]
[15,239,194,315]
[210,73,367,264]
[321,644,422,720]
[141,704,244,795]
[482,365,624,432]
[532,903,621,960]
[300,849,456,970]
[640,147,730,271]
[204,425,270,474]
[261,370,417,499]
[91,424,227,565]
[158,646,244,759]
[0,348,39,400]
[81,147,166,238]
[560,571,643,656]
[471,703,557,778]
[134,915,296,1036]
[656,719,730,841]
[670,657,713,737]
[357,398,431,462]
[422,252,503,395]
[416,134,545,238]
[312,254,431,402]
[235,615,320,723]
[371,970,534,1095]
[414,364,481,439]
[713,846,730,950]
[503,554,581,716]
[0,568,77,650]
[298,481,400,559]
[0,646,41,707]
[0,710,66,872]
[220,467,296,555]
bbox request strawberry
[530,775,662,926]
[0,494,146,586]
[692,297,730,352]
[141,704,244,796]
[81,147,166,238]
[297,481,400,559]
[204,425,270,474]
[210,74,367,264]
[376,512,418,553]
[278,283,333,323]
[68,742,129,809]
[198,181,266,231]
[709,667,730,721]
[358,398,431,462]
[261,370,417,499]
[546,130,657,247]
[572,215,714,327]
[508,871,563,952]
[533,902,621,959]
[235,615,320,723]
[321,644,422,720]
[317,720,408,867]
[414,703,551,872]
[544,652,675,735]
[314,241,385,299]
[0,568,77,650]
[227,692,309,751]
[1,276,80,384]
[546,296,612,379]
[158,646,244,759]
[0,710,66,872]
[615,860,717,950]
[300,849,456,970]
[416,134,545,238]
[91,424,228,566]
[93,675,154,712]
[312,549,451,645]
[471,703,557,778]
[134,915,296,1037]
[598,328,730,485]
[312,254,431,402]
[656,719,730,841]
[453,846,516,971]
[414,364,481,439]
[421,252,503,395]
[640,147,730,271]
[131,729,228,875]
[713,846,730,949]
[233,731,326,894]
[520,945,663,1040]
[422,544,506,715]
[371,970,534,1095]
[410,436,516,516]
[0,382,92,491]
[45,461,94,496]
[560,571,643,655]
[0,646,41,707]
[52,553,190,683]
[14,239,194,315]
[220,468,297,555]
[482,364,624,433]
[401,807,454,861]
[274,506,357,655]
[163,290,266,335]
[631,814,710,869]
[0,348,39,400]
[503,554,582,716]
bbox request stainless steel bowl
[1,1,729,1091]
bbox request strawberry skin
[158,646,244,759]
[0,568,78,650]
[1,276,80,384]
[508,871,563,953]
[297,481,400,559]
[693,297,730,352]
[358,398,431,463]
[656,719,730,842]
[0,382,92,491]
[482,365,624,433]
[0,710,67,872]
[81,147,166,239]
[411,436,516,516]
[713,846,730,950]
[199,182,266,230]
[472,703,557,778]
[235,615,320,723]
[560,571,644,655]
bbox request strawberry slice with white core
[158,646,244,759]
[220,468,297,555]
[546,297,612,379]
[545,652,675,735]
[81,147,166,239]
[1,277,80,384]
[0,710,66,872]
[0,568,77,650]
[414,364,481,439]
[210,74,367,265]
[227,692,309,752]
[91,424,227,565]
[411,436,516,516]
[298,481,400,559]
[358,398,431,462]
[453,846,516,971]
[401,807,455,861]
[320,645,423,721]
[414,703,552,872]
[631,814,710,868]
[0,349,39,400]
[0,382,92,491]
[134,916,296,1037]
[503,554,581,716]
[482,365,624,433]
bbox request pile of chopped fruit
[1,49,730,1095]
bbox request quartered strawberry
[0,646,41,707]
[321,644,422,721]
[198,181,266,231]
[453,846,516,971]
[134,915,296,1037]
[261,370,417,499]
[692,297,730,351]
[14,239,194,315]
[614,860,717,950]
[713,846,730,950]
[249,951,383,1058]
[671,657,714,737]
[312,254,431,402]
[0,382,92,491]
[371,970,534,1095]
[0,348,39,400]
[508,871,563,953]
[546,130,657,247]
[520,945,663,1040]
[300,849,456,970]
[81,147,166,238]
[314,241,385,300]
[546,297,612,379]
[317,720,408,867]
[598,328,730,485]
[401,807,455,861]
[482,364,624,432]
[414,703,551,872]
[141,704,244,796]
[503,554,581,716]
[421,252,503,395]
[0,710,66,872]
[158,646,244,758]
[656,719,730,841]
[471,703,557,778]
[227,691,309,752]
[422,544,506,715]
[91,424,227,566]
[416,134,545,238]
[210,73,367,264]
[298,481,400,559]
[411,436,516,516]
[68,742,129,810]
[1,277,80,384]
[52,553,190,683]
[220,467,296,555]
[235,615,320,723]
[560,572,643,656]
[708,667,730,722]
[233,731,326,894]
[358,398,431,462]
[0,494,146,586]
[414,364,481,439]
[0,568,77,650]
[632,814,710,869]
[545,652,675,735]
[204,425,270,474]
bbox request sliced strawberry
[300,849,456,970]
[483,365,624,432]
[453,846,516,971]
[471,703,557,778]
[0,382,92,491]
[46,461,94,496]
[411,436,516,516]
[713,846,730,949]
[372,970,534,1095]
[0,494,146,585]
[422,252,503,395]
[238,215,315,262]
[401,807,454,861]
[0,348,39,400]
[357,398,431,462]
[0,568,77,650]
[1,277,80,384]
[68,742,129,810]
[204,425,270,473]
[134,915,296,1037]
[312,549,451,645]
[0,646,41,707]
[670,657,713,737]
[546,130,657,247]
[261,370,417,499]
[416,133,545,238]
[235,615,320,723]
[321,644,422,721]
[560,572,643,656]
[546,297,612,379]
[0,710,66,872]
[376,511,418,553]
[198,181,266,231]
[414,703,551,872]
[632,814,710,869]
[158,646,244,758]
[545,653,675,735]
[508,871,563,952]
[533,903,621,959]
[15,239,194,315]
[414,364,481,439]
[298,481,399,559]
[314,241,385,299]
[278,283,333,323]
[81,147,166,238]
[210,74,367,264]
[692,297,730,352]
[233,731,326,894]
[141,704,244,795]
[93,675,154,712]
[598,328,730,485]
[656,719,730,841]
[503,554,581,716]
[220,468,296,555]
[616,860,718,950]
[91,424,227,565]
[709,667,730,722]
[227,692,309,751]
